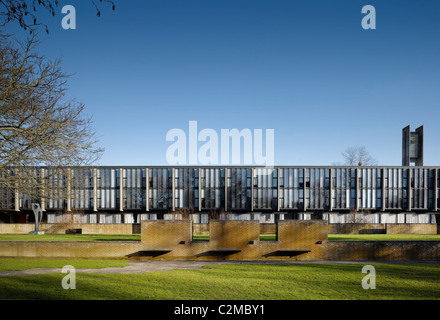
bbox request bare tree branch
[0,32,104,203]
[0,0,115,34]
[340,146,377,166]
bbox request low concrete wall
[329,223,386,234]
[0,241,143,259]
[81,224,140,234]
[2,240,440,261]
[325,241,440,261]
[329,223,438,235]
[386,224,437,235]
[0,224,35,234]
[192,223,209,234]
[260,223,277,234]
[0,223,141,234]
[1,222,438,235]
[192,223,438,235]
[138,220,328,261]
[0,223,276,235]
[191,223,277,234]
[1,219,440,261]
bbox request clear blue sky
[5,0,440,166]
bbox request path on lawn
[0,261,226,277]
[0,260,380,277]
[1,260,433,277]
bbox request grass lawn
[0,258,129,272]
[0,261,439,300]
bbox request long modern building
[0,166,439,224]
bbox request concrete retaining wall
[386,224,437,235]
[0,224,35,234]
[329,223,386,234]
[260,223,277,234]
[329,223,437,234]
[192,223,209,234]
[0,223,141,234]
[135,220,329,261]
[191,223,277,234]
[325,241,440,261]
[0,241,142,259]
[2,240,440,261]
[1,220,440,261]
[0,222,437,235]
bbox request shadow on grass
[1,263,440,300]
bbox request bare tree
[0,0,115,34]
[0,32,104,202]
[340,146,377,166]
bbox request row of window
[0,167,439,211]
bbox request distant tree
[340,146,377,166]
[0,0,115,34]
[0,32,104,201]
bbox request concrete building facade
[0,166,439,224]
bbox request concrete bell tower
[402,125,423,166]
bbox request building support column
[381,168,386,211]
[277,168,280,212]
[14,187,19,212]
[66,168,71,212]
[172,168,175,212]
[93,168,98,212]
[329,168,333,212]
[119,168,124,212]
[13,167,20,212]
[355,168,359,212]
[225,168,228,211]
[41,168,46,212]
[146,168,149,212]
[434,168,438,212]
[303,168,307,212]
[198,168,201,212]
[251,168,254,212]
[408,168,412,212]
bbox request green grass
[192,232,210,241]
[0,259,129,272]
[0,261,439,300]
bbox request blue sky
[5,0,440,166]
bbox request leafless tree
[340,146,377,166]
[0,32,104,202]
[0,0,115,34]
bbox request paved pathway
[0,261,235,277]
[0,260,432,277]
